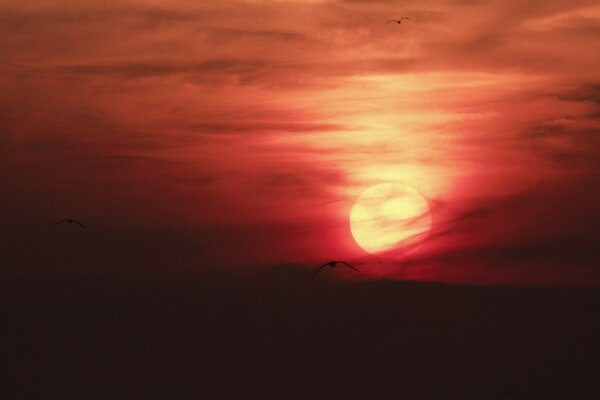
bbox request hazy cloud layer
[1,0,598,284]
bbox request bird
[53,219,87,229]
[386,17,411,24]
[313,261,358,278]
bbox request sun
[349,183,432,255]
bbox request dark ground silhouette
[3,271,600,399]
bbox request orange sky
[1,0,599,284]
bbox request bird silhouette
[386,17,411,24]
[54,219,87,229]
[313,261,358,278]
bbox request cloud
[1,0,598,285]
[59,59,282,81]
[189,121,342,135]
[559,83,600,105]
[523,4,600,31]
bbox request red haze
[1,0,599,285]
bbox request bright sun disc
[350,183,431,255]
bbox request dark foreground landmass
[3,269,600,399]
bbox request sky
[1,0,599,285]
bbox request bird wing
[340,262,358,271]
[74,220,87,229]
[386,20,397,24]
[53,220,68,225]
[313,264,329,278]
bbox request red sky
[1,0,599,285]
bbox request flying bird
[387,17,411,24]
[54,219,87,229]
[313,261,358,278]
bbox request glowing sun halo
[350,183,432,255]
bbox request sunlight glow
[350,183,431,254]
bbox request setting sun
[349,183,431,255]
